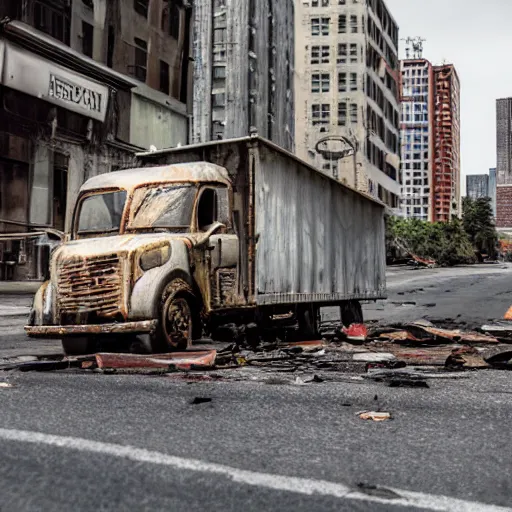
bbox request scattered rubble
[358,411,392,422]
[1,318,511,382]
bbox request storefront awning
[2,42,110,122]
[1,21,139,90]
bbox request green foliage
[386,197,498,266]
[386,216,476,267]
[462,197,498,257]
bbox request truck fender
[130,241,194,320]
[29,281,55,326]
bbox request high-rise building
[432,64,460,222]
[400,58,433,221]
[496,98,512,229]
[191,0,295,151]
[489,168,497,218]
[294,0,401,210]
[466,175,489,200]
[399,59,460,222]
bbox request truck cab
[26,163,243,355]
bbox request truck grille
[57,254,123,317]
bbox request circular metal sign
[315,136,355,161]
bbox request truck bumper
[25,320,158,338]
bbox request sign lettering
[48,74,102,114]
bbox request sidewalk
[0,281,41,295]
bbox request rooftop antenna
[402,36,426,59]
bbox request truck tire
[297,304,320,340]
[340,300,363,326]
[149,279,200,353]
[61,337,96,356]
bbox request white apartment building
[400,58,433,221]
[295,0,401,209]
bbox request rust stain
[25,320,157,338]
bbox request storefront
[0,21,141,281]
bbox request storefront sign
[48,74,103,115]
[2,43,109,122]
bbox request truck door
[195,186,242,309]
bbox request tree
[462,197,498,259]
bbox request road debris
[0,382,13,388]
[342,324,368,342]
[445,346,490,370]
[358,411,392,421]
[353,353,396,363]
[94,351,217,371]
[190,397,212,405]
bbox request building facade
[466,174,489,200]
[496,98,512,229]
[432,64,460,222]
[399,59,460,222]
[191,0,295,151]
[399,58,433,221]
[0,0,191,281]
[295,0,401,209]
[489,167,497,218]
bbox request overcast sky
[386,0,512,192]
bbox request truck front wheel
[149,279,200,353]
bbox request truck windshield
[128,185,196,231]
[77,191,127,235]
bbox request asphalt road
[1,266,512,511]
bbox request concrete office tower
[400,59,460,221]
[496,98,512,229]
[466,175,489,200]
[192,0,295,151]
[295,0,401,210]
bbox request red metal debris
[95,350,217,371]
[342,324,368,342]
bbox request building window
[337,43,347,64]
[349,43,358,63]
[312,73,330,93]
[311,45,330,64]
[350,14,358,33]
[312,17,329,36]
[133,37,148,82]
[338,103,347,126]
[159,60,170,94]
[81,21,93,58]
[338,72,346,92]
[134,0,149,18]
[170,1,181,39]
[350,103,358,124]
[338,15,346,33]
[312,104,330,125]
[349,72,357,91]
[212,93,226,107]
[213,65,226,79]
[312,0,329,5]
[34,1,70,45]
[338,0,345,3]
[107,25,115,68]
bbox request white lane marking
[0,427,508,512]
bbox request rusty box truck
[26,136,387,355]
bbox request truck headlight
[139,244,171,271]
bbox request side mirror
[194,222,226,248]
